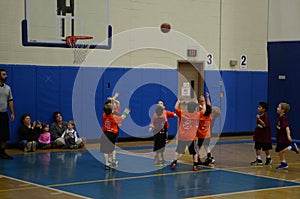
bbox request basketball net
[66,36,93,64]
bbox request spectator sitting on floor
[18,113,41,152]
[50,111,68,147]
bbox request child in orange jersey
[197,93,214,166]
[170,97,201,171]
[100,103,130,170]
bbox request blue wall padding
[268,41,300,140]
[221,71,268,134]
[221,71,237,132]
[73,67,107,140]
[0,64,268,143]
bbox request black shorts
[275,143,290,152]
[153,133,167,152]
[254,142,273,151]
[198,138,211,148]
[176,140,198,155]
[100,131,118,154]
[0,112,10,142]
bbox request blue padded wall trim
[0,64,268,143]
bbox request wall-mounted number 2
[240,54,247,69]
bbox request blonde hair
[68,120,76,126]
[280,102,290,113]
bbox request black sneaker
[265,157,272,165]
[203,157,215,166]
[0,153,14,160]
[197,160,203,166]
[290,143,299,154]
[250,159,263,166]
[105,165,111,170]
[170,160,177,169]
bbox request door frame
[177,60,204,100]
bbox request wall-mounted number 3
[206,53,213,67]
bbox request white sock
[257,155,262,160]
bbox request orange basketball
[160,23,171,33]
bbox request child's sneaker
[250,159,263,166]
[193,165,201,171]
[105,165,111,170]
[276,162,288,169]
[156,160,167,167]
[111,159,118,167]
[24,142,32,152]
[290,143,299,154]
[197,161,203,166]
[265,157,272,165]
[154,160,160,166]
[169,160,177,169]
[203,157,215,166]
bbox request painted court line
[185,185,300,199]
[0,175,91,199]
[47,169,209,188]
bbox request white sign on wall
[181,82,190,96]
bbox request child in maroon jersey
[275,102,299,169]
[251,102,272,166]
[149,100,176,166]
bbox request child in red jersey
[149,100,176,166]
[251,102,272,166]
[275,102,299,169]
[197,93,214,166]
[100,103,130,170]
[170,97,201,171]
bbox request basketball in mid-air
[160,23,171,33]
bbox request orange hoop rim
[66,35,93,46]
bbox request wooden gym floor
[0,136,300,198]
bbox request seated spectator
[18,113,41,152]
[38,123,51,149]
[58,120,84,149]
[50,112,85,148]
[50,111,68,146]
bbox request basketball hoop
[66,36,93,64]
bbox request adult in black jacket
[18,113,41,152]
